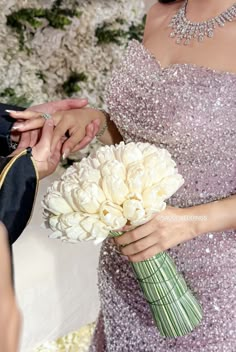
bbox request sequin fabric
[89,40,236,352]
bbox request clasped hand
[8,99,100,179]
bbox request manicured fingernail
[5,110,22,115]
[6,109,17,114]
[62,149,70,160]
[12,124,23,130]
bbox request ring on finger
[41,113,52,120]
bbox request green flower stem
[110,231,202,337]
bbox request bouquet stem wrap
[111,232,202,338]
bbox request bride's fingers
[62,129,85,159]
[51,119,73,154]
[7,110,41,120]
[12,117,45,132]
[70,119,100,153]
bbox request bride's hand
[8,98,89,150]
[51,107,104,158]
[8,105,100,156]
[114,206,202,263]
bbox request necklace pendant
[176,37,182,45]
[207,30,214,38]
[184,38,191,45]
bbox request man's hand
[10,116,63,179]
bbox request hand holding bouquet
[43,142,202,337]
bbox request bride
[8,0,236,351]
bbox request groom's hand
[9,98,88,150]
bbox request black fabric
[0,149,37,246]
[0,103,25,156]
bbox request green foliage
[96,25,127,45]
[95,15,146,45]
[127,15,147,41]
[36,70,47,83]
[62,72,88,96]
[6,1,82,49]
[0,88,32,107]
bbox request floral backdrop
[0,0,145,109]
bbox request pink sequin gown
[89,40,236,352]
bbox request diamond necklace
[168,0,236,45]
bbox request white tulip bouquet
[43,142,202,337]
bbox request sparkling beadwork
[89,40,236,352]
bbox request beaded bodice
[106,39,236,207]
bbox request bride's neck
[186,0,236,21]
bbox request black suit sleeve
[0,103,25,157]
[0,148,38,246]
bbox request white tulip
[158,174,185,199]
[73,182,106,214]
[102,176,129,205]
[65,225,89,241]
[60,212,84,228]
[80,216,110,244]
[100,160,126,180]
[136,142,160,158]
[60,183,81,211]
[100,201,127,229]
[114,142,143,166]
[142,185,167,211]
[48,215,60,231]
[77,164,101,185]
[126,162,146,193]
[61,166,80,182]
[90,145,115,164]
[143,154,176,185]
[123,199,146,224]
[43,192,73,215]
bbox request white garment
[13,170,100,352]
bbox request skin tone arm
[0,222,21,352]
[114,195,236,262]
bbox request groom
[0,98,91,352]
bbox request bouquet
[43,142,202,337]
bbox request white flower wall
[0,0,145,108]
